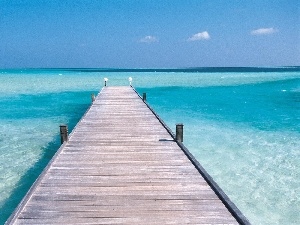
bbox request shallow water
[137,80,300,224]
[0,68,299,224]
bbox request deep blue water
[138,78,300,132]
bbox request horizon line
[1,66,299,73]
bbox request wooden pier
[6,86,249,224]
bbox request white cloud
[188,31,210,41]
[139,35,159,43]
[251,27,278,35]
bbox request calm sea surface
[0,68,299,224]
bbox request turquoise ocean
[0,68,299,224]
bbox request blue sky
[1,0,299,68]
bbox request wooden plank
[6,86,244,225]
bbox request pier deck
[7,86,247,224]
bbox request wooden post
[176,123,183,142]
[91,93,95,102]
[143,93,146,101]
[60,125,68,144]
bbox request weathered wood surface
[7,86,239,224]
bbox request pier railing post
[129,77,132,86]
[60,125,68,144]
[176,123,184,142]
[104,78,108,86]
[143,93,147,101]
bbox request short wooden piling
[91,93,95,102]
[59,125,68,144]
[176,123,184,142]
[143,93,146,101]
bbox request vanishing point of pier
[6,86,249,224]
